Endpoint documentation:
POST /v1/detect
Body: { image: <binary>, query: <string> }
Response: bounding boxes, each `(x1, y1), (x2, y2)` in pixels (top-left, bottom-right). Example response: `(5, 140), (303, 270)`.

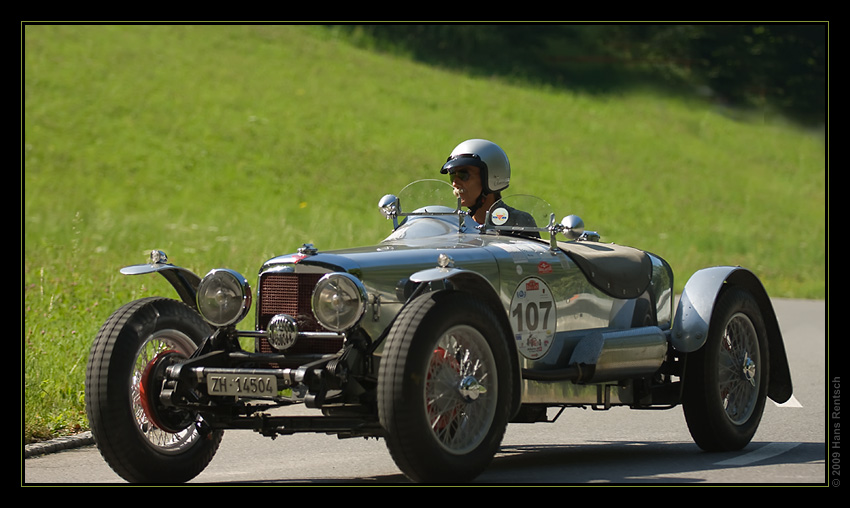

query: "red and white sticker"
(510, 276), (556, 360)
(491, 207), (509, 225)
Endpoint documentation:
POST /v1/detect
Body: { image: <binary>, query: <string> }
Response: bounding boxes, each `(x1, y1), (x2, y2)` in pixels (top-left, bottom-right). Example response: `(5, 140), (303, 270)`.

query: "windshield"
(379, 180), (554, 242)
(396, 179), (459, 214)
(483, 195), (555, 240)
(380, 180), (465, 242)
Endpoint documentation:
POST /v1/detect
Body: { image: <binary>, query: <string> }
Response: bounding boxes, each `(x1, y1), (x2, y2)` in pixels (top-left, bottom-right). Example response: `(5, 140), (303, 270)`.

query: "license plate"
(207, 373), (277, 397)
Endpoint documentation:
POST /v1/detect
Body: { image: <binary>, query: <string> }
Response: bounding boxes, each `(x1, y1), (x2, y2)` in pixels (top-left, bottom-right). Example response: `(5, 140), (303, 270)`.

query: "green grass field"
(23, 24), (826, 442)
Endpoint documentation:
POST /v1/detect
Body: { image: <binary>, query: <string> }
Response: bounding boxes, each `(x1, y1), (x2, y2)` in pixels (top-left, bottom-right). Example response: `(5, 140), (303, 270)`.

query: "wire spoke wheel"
(85, 298), (223, 483)
(132, 329), (201, 451)
(716, 312), (761, 425)
(425, 326), (498, 455)
(379, 291), (513, 483)
(683, 288), (769, 452)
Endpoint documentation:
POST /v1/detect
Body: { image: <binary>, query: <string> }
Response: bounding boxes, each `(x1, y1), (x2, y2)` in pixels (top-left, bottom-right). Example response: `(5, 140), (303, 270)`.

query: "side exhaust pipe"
(522, 326), (667, 384)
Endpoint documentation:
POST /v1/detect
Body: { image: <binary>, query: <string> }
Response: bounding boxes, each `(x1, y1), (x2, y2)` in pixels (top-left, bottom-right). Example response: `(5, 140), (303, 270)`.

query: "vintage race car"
(84, 179), (793, 483)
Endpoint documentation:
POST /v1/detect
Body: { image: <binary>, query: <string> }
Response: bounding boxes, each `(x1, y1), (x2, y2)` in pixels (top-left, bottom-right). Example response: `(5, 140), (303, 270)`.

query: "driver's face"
(449, 165), (482, 208)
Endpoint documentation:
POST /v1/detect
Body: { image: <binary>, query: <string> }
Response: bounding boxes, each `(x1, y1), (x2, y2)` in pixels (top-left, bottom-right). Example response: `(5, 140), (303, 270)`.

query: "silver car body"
(123, 180), (792, 409)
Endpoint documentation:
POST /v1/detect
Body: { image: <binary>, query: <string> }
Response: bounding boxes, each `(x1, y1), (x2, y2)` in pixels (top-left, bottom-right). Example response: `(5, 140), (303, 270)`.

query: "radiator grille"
(257, 272), (344, 355)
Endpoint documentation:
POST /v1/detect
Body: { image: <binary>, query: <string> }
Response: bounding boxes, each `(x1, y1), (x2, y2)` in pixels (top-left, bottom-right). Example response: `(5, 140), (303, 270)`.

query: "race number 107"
(511, 300), (553, 332)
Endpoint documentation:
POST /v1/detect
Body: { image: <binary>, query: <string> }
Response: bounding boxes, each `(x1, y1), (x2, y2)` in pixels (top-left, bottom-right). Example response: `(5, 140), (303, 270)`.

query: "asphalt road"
(23, 299), (829, 485)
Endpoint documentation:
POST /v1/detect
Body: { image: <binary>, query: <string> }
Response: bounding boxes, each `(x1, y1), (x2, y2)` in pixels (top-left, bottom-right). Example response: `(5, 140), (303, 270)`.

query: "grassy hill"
(23, 24), (826, 441)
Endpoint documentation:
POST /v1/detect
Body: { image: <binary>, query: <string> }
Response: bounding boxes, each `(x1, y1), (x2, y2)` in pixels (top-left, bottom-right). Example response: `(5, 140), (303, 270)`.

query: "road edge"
(24, 432), (95, 458)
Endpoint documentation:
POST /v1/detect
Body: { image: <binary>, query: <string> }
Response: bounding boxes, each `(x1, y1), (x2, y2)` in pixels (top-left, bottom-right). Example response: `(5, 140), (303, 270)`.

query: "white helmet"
(440, 139), (510, 194)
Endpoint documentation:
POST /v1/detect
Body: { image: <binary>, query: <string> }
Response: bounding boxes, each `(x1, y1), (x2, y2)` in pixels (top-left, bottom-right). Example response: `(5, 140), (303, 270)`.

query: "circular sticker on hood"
(491, 207), (509, 225)
(510, 276), (556, 360)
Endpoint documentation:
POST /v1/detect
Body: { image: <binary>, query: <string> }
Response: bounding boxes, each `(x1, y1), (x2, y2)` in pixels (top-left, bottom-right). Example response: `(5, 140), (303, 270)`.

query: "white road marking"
(776, 394), (802, 407)
(714, 442), (801, 466)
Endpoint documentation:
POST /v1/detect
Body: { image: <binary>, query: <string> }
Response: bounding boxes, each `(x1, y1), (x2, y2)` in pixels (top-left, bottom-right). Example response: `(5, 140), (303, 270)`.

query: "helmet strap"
(467, 191), (488, 219)
(466, 193), (482, 217)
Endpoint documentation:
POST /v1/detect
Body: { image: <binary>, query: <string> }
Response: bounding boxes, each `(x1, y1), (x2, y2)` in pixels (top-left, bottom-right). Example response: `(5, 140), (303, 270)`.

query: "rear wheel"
(378, 291), (513, 483)
(85, 297), (223, 483)
(682, 287), (769, 451)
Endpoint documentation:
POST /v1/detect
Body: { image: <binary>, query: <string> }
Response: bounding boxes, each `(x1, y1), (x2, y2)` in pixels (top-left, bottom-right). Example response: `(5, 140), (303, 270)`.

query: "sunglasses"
(449, 168), (472, 182)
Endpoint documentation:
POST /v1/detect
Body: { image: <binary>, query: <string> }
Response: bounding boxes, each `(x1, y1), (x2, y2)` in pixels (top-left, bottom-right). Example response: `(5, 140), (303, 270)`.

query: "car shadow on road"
(202, 440), (824, 485)
(475, 440), (825, 485)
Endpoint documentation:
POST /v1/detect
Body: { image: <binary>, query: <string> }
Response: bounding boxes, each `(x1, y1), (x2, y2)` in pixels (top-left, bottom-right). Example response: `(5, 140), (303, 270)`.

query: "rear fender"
(119, 251), (202, 310)
(673, 266), (793, 403)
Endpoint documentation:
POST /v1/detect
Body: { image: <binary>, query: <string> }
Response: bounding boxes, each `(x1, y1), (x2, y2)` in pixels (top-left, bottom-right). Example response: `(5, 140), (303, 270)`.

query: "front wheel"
(378, 291), (513, 483)
(85, 297), (223, 483)
(682, 287), (769, 451)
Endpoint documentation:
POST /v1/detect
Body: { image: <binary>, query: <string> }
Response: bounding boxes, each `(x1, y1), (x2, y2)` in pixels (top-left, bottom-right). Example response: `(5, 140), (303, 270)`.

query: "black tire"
(378, 291), (513, 483)
(85, 297), (223, 483)
(682, 287), (769, 451)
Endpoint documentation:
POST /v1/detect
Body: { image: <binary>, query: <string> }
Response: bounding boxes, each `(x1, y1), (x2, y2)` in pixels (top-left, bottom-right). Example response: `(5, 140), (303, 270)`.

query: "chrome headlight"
(311, 272), (367, 332)
(196, 269), (252, 327)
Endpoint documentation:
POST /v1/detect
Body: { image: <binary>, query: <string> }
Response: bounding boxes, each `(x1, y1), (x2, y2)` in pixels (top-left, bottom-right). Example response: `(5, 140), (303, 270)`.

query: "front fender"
(673, 266), (793, 404)
(119, 251), (202, 310)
